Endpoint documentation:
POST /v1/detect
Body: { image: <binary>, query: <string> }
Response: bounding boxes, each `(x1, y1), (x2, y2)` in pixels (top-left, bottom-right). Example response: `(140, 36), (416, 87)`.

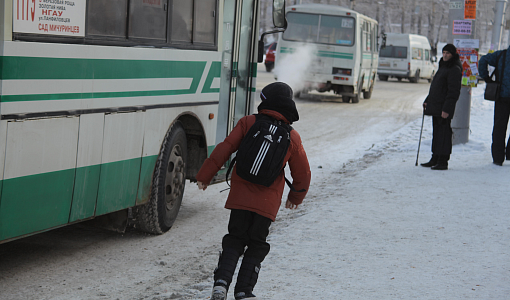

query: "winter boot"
(234, 256), (261, 300)
(431, 155), (448, 170)
(234, 291), (258, 299)
(212, 248), (241, 300)
(420, 155), (438, 167)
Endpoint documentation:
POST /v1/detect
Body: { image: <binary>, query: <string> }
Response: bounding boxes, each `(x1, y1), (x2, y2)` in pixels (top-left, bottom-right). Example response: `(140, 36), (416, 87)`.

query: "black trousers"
(492, 100), (510, 163)
(431, 116), (453, 157)
(222, 209), (272, 262)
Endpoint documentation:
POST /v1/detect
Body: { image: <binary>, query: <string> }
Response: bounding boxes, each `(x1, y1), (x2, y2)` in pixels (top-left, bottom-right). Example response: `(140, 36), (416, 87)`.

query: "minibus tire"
(363, 83), (373, 99)
(352, 79), (363, 103)
(410, 70), (420, 83)
(135, 121), (188, 234)
(378, 75), (388, 81)
(342, 95), (350, 103)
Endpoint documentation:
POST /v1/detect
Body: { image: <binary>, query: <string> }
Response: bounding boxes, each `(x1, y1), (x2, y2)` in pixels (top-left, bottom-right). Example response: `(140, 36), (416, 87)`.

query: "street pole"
(492, 0), (508, 50)
(447, 0), (477, 145)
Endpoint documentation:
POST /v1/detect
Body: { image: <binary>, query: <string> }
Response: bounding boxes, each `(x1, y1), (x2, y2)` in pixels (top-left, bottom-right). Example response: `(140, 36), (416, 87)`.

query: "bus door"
(216, 0), (257, 144)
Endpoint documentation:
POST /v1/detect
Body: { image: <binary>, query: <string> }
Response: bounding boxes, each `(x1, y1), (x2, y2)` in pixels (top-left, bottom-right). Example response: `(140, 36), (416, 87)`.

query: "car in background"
(264, 42), (277, 72)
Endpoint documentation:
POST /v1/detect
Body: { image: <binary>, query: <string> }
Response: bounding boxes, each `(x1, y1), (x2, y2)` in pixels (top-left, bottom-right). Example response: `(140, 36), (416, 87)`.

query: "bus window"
(87, 0), (128, 38)
(425, 49), (430, 61)
(319, 15), (354, 46)
(283, 12), (319, 42)
(171, 1), (193, 43)
(128, 0), (168, 41)
(412, 48), (423, 60)
(380, 46), (408, 58)
(194, 0), (217, 45)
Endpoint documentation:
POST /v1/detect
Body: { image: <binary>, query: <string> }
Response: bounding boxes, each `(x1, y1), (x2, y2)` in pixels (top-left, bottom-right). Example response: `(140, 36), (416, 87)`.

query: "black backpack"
(226, 114), (305, 192)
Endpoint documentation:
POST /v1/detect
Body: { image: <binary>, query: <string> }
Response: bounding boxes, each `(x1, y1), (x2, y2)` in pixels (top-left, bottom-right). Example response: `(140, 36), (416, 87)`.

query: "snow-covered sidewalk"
(254, 84), (510, 299)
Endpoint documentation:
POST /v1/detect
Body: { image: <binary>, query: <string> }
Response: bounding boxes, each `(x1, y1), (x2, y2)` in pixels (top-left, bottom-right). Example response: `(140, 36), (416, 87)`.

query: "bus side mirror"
(273, 0), (287, 29)
(258, 40), (264, 63)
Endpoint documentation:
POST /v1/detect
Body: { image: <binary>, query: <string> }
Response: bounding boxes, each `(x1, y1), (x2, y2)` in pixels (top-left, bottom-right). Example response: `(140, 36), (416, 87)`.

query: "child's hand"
(198, 181), (208, 190)
(285, 199), (299, 209)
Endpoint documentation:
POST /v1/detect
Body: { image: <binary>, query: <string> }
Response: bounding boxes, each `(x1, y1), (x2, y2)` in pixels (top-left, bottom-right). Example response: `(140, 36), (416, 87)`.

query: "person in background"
(421, 44), (462, 170)
(479, 46), (510, 166)
(196, 82), (311, 300)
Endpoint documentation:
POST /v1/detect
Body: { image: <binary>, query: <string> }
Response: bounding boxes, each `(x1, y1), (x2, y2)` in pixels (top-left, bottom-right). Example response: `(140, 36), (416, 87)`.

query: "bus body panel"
(1, 117), (79, 240)
(70, 113), (104, 222)
(95, 112), (145, 216)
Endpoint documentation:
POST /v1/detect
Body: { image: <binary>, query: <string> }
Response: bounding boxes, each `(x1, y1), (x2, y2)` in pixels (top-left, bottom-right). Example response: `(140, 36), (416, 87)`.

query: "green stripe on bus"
(0, 155), (158, 240)
(208, 145), (215, 157)
(136, 155), (158, 205)
(202, 61), (221, 94)
(95, 158), (142, 216)
(70, 165), (101, 222)
(281, 47), (354, 59)
(0, 169), (76, 240)
(0, 57), (207, 80)
(1, 89), (197, 103)
(251, 62), (258, 77)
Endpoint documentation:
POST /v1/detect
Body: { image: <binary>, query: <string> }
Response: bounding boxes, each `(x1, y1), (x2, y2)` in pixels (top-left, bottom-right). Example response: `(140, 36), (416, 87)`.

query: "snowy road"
(4, 75), (507, 300)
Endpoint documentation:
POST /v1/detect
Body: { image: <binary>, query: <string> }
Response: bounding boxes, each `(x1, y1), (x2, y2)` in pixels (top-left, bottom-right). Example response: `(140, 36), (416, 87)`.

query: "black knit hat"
(258, 82), (299, 124)
(442, 44), (457, 55)
(260, 82), (293, 102)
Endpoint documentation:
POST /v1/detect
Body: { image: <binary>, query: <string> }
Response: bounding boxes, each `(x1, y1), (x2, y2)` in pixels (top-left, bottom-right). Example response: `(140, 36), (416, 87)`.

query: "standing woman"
(421, 44), (462, 170)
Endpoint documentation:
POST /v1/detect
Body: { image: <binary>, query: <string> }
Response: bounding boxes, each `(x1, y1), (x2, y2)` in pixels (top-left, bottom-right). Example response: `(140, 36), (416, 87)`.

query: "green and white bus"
(275, 4), (379, 103)
(0, 0), (286, 243)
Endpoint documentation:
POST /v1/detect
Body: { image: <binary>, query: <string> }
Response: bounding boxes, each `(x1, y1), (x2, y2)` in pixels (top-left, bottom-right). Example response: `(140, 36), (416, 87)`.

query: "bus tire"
(378, 75), (388, 81)
(352, 79), (363, 103)
(428, 71), (435, 83)
(363, 82), (374, 99)
(410, 70), (420, 83)
(342, 95), (350, 103)
(135, 121), (188, 234)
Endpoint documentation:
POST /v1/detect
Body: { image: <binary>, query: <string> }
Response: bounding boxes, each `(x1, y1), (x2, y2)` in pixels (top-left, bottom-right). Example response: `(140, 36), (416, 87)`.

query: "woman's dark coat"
(423, 55), (463, 118)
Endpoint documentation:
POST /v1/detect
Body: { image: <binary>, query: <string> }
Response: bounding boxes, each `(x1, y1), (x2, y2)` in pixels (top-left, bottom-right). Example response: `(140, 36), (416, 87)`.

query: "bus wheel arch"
(134, 114), (206, 234)
(135, 120), (188, 234)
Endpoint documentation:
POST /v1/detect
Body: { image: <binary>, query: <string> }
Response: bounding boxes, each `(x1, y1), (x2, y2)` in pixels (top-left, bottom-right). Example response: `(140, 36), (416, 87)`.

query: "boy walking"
(196, 82), (311, 300)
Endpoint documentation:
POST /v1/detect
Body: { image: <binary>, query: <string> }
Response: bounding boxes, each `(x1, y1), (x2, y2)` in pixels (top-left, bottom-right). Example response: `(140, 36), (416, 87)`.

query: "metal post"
(492, 0), (508, 50)
(447, 0), (476, 145)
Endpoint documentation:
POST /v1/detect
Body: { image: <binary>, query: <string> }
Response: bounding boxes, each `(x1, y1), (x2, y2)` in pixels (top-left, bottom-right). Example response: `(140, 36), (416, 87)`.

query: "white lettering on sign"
(450, 2), (463, 9)
(13, 0), (85, 37)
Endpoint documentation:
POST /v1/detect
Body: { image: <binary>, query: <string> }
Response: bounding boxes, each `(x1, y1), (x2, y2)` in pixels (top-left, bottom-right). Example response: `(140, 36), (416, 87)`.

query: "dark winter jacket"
(423, 55), (462, 117)
(479, 47), (510, 100)
(195, 110), (311, 222)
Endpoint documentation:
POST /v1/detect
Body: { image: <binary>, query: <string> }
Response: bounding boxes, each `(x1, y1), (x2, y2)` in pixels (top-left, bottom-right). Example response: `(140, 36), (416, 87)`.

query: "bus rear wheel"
(135, 121), (188, 234)
(378, 75), (388, 81)
(352, 79), (363, 103)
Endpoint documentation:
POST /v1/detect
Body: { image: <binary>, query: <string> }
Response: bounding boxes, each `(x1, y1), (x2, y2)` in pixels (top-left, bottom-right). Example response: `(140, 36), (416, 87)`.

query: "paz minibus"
(274, 4), (379, 103)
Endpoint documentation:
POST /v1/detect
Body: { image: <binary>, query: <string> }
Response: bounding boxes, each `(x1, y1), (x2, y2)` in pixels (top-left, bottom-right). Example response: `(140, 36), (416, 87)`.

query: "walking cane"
(415, 112), (425, 166)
